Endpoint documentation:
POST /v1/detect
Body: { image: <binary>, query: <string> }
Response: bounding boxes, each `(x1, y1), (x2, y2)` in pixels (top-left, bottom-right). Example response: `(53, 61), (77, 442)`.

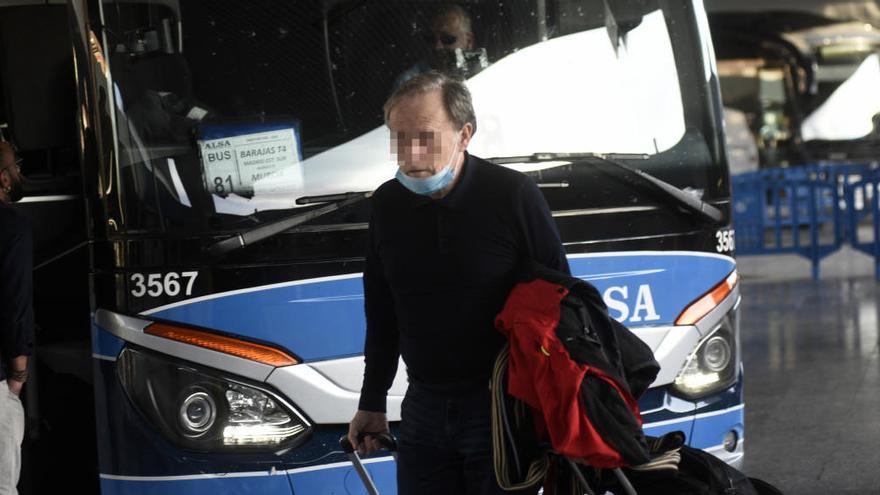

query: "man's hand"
(7, 378), (23, 397)
(347, 410), (389, 456)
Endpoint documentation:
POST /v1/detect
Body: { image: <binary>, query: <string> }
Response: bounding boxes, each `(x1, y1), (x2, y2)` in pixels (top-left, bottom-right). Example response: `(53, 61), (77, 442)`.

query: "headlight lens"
(180, 390), (216, 435)
(702, 336), (731, 372)
(671, 326), (737, 399)
(117, 347), (310, 452)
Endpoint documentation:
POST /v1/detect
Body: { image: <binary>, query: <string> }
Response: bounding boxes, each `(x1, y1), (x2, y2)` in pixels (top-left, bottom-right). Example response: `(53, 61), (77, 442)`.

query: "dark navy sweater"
(359, 153), (569, 412)
(0, 204), (33, 382)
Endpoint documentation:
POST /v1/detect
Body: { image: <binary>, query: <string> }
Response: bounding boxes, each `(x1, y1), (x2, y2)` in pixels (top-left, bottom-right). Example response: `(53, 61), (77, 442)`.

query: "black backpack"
(497, 262), (784, 495)
(621, 431), (785, 495)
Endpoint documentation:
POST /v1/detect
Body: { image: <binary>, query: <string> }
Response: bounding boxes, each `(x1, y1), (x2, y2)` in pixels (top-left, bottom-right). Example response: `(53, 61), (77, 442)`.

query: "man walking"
(347, 72), (568, 494)
(0, 141), (32, 495)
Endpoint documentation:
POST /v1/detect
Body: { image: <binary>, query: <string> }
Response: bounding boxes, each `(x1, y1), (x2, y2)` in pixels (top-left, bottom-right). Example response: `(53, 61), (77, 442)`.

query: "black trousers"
(396, 382), (539, 495)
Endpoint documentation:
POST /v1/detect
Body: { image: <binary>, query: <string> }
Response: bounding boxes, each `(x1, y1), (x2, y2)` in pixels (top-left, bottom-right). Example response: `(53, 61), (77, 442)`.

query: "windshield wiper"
(207, 191), (372, 258)
(489, 152), (724, 224)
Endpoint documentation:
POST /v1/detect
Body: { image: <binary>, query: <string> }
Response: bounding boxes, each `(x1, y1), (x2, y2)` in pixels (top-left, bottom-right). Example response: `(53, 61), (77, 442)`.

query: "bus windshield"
(105, 0), (723, 234)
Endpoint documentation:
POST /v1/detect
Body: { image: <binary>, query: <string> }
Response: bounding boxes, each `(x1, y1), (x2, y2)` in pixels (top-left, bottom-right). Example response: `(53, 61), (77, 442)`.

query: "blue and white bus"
(11, 0), (742, 492)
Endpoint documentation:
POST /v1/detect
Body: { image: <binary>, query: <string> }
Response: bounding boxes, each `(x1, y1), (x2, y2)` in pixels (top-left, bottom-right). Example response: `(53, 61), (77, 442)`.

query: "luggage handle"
(338, 433), (398, 495)
(340, 432), (398, 454)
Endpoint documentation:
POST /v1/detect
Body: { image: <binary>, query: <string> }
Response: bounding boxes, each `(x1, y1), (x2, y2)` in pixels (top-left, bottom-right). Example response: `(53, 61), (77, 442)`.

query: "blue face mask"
(395, 140), (460, 196)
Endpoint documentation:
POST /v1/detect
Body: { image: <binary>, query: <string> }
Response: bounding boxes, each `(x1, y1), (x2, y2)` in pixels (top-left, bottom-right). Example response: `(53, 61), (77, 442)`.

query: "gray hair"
(383, 71), (477, 134)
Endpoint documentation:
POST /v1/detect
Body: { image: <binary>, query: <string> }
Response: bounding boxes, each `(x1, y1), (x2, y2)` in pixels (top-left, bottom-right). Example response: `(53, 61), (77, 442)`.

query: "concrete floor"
(737, 249), (880, 494)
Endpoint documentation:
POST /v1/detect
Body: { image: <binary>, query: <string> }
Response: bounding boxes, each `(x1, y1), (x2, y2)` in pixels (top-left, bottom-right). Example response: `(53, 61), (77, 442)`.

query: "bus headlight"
(117, 347), (311, 452)
(180, 389), (216, 435)
(222, 383), (305, 446)
(702, 335), (731, 372)
(671, 326), (737, 399)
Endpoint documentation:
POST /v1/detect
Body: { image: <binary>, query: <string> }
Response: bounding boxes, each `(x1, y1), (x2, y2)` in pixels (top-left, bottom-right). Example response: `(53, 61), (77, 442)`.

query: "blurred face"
(428, 12), (473, 51)
(388, 89), (471, 179)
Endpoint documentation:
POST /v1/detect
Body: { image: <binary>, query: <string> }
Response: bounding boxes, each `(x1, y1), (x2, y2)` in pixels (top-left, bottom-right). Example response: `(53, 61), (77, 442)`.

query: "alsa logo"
(203, 139), (232, 149)
(602, 284), (660, 323)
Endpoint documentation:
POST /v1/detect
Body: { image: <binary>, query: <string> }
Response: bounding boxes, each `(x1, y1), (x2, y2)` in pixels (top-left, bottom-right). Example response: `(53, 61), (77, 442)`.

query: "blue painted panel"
(100, 473), (293, 495)
(643, 418), (694, 441)
(689, 408), (745, 450)
(144, 252), (735, 362)
(568, 252), (735, 326)
(92, 320), (126, 359)
(148, 275), (367, 362)
(289, 458), (397, 495)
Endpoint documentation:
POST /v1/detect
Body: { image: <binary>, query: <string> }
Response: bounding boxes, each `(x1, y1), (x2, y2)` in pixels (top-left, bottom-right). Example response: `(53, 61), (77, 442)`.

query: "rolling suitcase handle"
(562, 457), (637, 495)
(339, 432), (399, 495)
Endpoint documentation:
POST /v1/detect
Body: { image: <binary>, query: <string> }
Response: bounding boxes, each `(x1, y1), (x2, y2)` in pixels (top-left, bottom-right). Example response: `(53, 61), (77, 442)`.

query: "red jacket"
(495, 276), (650, 468)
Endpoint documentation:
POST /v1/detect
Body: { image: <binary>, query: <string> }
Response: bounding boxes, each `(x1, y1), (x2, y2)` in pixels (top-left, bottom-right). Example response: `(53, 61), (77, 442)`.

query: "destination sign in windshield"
(198, 126), (301, 197)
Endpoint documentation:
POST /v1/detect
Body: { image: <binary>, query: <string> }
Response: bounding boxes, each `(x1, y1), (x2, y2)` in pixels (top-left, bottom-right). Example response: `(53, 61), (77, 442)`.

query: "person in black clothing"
(0, 141), (32, 495)
(347, 72), (569, 494)
(394, 4), (476, 88)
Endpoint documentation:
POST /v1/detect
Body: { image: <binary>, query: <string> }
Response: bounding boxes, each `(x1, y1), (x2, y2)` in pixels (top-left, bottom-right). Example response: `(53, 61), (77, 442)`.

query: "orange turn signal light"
(675, 270), (739, 326)
(145, 323), (299, 367)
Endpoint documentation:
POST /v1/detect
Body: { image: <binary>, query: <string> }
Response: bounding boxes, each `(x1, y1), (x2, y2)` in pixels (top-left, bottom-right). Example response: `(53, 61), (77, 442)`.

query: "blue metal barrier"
(732, 163), (879, 280)
(844, 173), (880, 280)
